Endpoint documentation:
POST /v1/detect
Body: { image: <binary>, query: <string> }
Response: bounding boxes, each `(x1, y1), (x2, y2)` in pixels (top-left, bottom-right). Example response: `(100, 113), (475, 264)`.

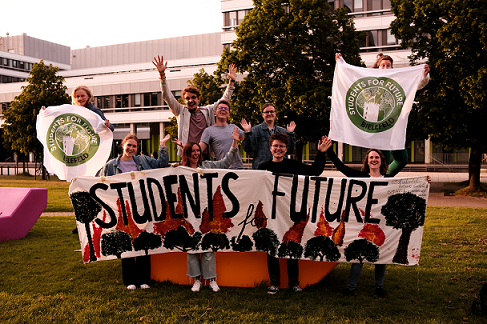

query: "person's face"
(262, 105), (276, 123)
(122, 139), (138, 159)
(215, 103), (230, 119)
(367, 151), (382, 170)
(379, 60), (392, 69)
(189, 144), (201, 165)
(75, 89), (90, 107)
(270, 139), (287, 159)
(183, 92), (200, 110)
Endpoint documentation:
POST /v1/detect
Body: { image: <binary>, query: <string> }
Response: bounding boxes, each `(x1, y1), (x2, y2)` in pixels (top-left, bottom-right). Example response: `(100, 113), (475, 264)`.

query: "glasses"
(184, 95), (197, 101)
(271, 144), (286, 149)
(263, 110), (275, 114)
(217, 106), (229, 111)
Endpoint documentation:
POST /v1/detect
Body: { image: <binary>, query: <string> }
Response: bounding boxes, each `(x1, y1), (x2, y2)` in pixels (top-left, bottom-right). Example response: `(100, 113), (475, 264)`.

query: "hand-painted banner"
(69, 167), (430, 265)
(329, 56), (425, 150)
(36, 104), (113, 181)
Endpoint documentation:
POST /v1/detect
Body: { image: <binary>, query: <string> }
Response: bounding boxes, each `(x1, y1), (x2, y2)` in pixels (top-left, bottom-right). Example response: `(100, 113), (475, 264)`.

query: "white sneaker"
(191, 280), (202, 292)
(140, 284), (150, 289)
(126, 285), (136, 290)
(209, 280), (220, 292)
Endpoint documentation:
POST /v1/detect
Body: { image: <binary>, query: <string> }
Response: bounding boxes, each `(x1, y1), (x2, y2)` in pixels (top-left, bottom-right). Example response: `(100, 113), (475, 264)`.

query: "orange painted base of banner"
(151, 251), (339, 288)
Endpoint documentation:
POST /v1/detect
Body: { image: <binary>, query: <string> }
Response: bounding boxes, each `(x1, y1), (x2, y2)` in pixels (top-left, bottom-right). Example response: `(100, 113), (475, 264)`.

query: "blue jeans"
(346, 263), (386, 290)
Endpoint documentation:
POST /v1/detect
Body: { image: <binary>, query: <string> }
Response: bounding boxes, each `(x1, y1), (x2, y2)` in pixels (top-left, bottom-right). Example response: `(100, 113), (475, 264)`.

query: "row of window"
(1, 57), (34, 73)
(95, 91), (181, 111)
(0, 75), (26, 84)
(333, 0), (391, 16)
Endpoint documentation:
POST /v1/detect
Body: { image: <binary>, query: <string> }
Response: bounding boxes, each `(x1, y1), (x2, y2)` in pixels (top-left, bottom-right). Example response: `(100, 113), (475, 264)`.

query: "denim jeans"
(346, 263), (386, 290)
(186, 252), (216, 279)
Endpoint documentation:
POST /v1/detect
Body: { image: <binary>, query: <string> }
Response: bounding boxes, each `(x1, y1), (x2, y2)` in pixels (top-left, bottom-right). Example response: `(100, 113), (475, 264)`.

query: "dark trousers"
(267, 254), (299, 287)
(122, 255), (151, 287)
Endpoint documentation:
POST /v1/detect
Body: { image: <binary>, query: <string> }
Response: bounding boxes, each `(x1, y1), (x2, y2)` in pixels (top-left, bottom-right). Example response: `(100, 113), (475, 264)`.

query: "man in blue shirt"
(241, 103), (296, 169)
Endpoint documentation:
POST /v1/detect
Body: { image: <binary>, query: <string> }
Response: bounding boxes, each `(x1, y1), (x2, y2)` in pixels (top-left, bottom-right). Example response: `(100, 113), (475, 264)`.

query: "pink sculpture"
(0, 187), (48, 242)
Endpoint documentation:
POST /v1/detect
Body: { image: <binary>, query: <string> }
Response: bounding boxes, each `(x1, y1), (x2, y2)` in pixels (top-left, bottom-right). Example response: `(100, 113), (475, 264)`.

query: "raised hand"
(152, 55), (168, 76)
(231, 126), (240, 148)
(287, 121), (296, 133)
(225, 64), (237, 81)
(104, 119), (111, 128)
(317, 136), (332, 153)
(171, 138), (183, 148)
(160, 134), (171, 146)
(241, 118), (251, 132)
(424, 64), (430, 76)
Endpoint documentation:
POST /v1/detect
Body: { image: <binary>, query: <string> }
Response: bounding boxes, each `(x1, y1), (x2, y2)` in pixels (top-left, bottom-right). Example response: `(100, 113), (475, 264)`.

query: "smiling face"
(262, 105), (276, 124)
(122, 139), (138, 160)
(215, 103), (230, 120)
(183, 92), (201, 110)
(189, 144), (201, 166)
(74, 89), (91, 107)
(270, 139), (287, 161)
(367, 150), (382, 170)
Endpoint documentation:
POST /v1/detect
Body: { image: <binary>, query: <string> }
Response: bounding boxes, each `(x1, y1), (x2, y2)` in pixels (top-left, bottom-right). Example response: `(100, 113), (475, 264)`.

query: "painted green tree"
(304, 235), (341, 262)
(70, 191), (102, 262)
(381, 192), (426, 265)
(133, 231), (163, 255)
(344, 238), (380, 264)
(163, 226), (202, 252)
(390, 0), (487, 193)
(215, 0), (364, 159)
(101, 231), (133, 259)
(3, 60), (70, 165)
(252, 228), (280, 257)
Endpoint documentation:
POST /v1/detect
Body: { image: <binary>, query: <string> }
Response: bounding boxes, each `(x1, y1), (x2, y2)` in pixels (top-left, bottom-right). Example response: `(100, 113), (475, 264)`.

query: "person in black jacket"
(258, 133), (332, 294)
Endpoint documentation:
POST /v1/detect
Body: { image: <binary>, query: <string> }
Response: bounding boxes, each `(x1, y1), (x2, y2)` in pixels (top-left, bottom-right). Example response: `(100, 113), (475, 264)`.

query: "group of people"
(66, 52), (431, 296)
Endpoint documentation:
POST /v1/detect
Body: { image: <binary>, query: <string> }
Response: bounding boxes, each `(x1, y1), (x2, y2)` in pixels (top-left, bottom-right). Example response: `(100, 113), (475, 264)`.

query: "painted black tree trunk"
(84, 222), (97, 262)
(392, 227), (413, 264)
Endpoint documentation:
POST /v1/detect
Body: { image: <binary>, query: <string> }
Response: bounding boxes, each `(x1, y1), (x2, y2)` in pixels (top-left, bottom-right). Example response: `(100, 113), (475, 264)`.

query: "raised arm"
(153, 55), (183, 116)
(327, 146), (365, 178)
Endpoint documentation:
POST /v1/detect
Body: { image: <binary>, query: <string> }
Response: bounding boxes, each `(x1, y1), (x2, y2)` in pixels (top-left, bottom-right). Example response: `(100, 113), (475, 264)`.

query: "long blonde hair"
(71, 85), (93, 106)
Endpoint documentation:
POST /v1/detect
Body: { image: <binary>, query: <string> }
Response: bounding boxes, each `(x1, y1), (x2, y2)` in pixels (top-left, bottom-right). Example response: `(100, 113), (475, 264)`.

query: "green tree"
(344, 238), (380, 264)
(216, 0), (364, 159)
(390, 0), (487, 193)
(3, 60), (70, 159)
(304, 235), (341, 262)
(188, 68), (225, 106)
(133, 231), (163, 255)
(381, 192), (426, 265)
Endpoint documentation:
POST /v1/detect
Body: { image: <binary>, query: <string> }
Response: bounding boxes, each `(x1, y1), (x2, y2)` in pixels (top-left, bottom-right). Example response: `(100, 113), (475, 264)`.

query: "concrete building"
(0, 0), (470, 165)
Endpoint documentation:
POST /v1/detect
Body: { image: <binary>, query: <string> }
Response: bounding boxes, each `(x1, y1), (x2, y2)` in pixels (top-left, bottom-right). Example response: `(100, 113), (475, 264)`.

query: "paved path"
(41, 171), (487, 217)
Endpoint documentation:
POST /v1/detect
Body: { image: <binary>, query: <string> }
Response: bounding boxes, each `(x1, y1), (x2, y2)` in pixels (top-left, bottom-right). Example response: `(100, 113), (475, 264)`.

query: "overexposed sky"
(0, 0), (222, 49)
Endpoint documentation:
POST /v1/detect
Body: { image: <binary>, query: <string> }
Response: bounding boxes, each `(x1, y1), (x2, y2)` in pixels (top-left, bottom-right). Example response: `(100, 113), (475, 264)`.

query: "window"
(96, 96), (111, 109)
(360, 29), (400, 52)
(134, 94), (141, 107)
(115, 94), (129, 109)
(385, 29), (396, 45)
(223, 10), (251, 30)
(171, 90), (181, 101)
(143, 92), (159, 107)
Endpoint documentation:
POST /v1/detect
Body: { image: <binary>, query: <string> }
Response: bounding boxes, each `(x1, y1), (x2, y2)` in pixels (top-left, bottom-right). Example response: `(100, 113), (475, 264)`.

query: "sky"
(0, 0), (223, 49)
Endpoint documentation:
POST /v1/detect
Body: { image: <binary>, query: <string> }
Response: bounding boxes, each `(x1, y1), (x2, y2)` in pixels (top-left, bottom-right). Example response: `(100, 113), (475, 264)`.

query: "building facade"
(0, 0), (470, 165)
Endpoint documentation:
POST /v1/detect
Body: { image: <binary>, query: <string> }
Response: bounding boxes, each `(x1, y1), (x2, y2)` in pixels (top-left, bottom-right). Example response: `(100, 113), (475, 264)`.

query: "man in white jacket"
(153, 55), (237, 156)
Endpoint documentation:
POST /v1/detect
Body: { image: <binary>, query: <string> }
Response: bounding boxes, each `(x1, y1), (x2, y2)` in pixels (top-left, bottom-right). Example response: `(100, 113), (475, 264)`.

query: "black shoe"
(72, 227), (78, 234)
(374, 287), (388, 298)
(343, 288), (355, 296)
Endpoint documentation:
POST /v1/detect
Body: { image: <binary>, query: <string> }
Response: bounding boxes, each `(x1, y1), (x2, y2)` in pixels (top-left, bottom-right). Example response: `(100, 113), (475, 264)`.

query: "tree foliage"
(230, 235), (254, 252)
(3, 60), (70, 157)
(344, 238), (379, 263)
(133, 231), (163, 255)
(278, 240), (303, 259)
(163, 226), (202, 252)
(101, 230), (133, 259)
(201, 232), (230, 252)
(381, 192), (426, 264)
(304, 235), (341, 262)
(216, 0), (364, 148)
(390, 0), (487, 190)
(188, 69), (225, 106)
(70, 191), (102, 262)
(252, 228), (279, 257)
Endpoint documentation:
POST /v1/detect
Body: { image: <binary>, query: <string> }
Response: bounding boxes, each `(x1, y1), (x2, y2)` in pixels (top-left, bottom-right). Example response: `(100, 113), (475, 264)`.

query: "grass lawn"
(0, 175), (72, 212)
(0, 207), (486, 323)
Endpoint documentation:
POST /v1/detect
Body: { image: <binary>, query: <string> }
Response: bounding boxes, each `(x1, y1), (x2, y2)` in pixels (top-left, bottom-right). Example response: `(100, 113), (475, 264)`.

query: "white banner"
(36, 104), (113, 181)
(69, 167), (430, 266)
(329, 57), (425, 150)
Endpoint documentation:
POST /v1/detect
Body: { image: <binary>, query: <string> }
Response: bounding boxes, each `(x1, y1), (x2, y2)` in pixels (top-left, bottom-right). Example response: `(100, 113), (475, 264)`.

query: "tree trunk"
(392, 227), (413, 265)
(468, 143), (482, 188)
